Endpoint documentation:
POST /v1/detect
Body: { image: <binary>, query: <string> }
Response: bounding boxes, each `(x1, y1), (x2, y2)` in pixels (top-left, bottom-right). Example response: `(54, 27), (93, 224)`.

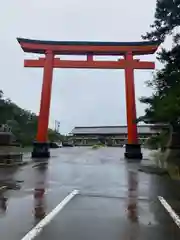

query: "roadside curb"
(0, 160), (33, 168)
(139, 165), (168, 175)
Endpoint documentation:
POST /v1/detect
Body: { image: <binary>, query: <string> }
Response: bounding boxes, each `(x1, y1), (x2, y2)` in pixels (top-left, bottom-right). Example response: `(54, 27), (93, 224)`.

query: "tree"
(48, 129), (64, 142)
(0, 90), (64, 145)
(143, 0), (180, 42)
(139, 0), (180, 130)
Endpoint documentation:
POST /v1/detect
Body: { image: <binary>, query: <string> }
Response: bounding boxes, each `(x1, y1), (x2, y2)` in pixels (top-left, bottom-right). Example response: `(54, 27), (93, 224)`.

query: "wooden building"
(70, 125), (160, 146)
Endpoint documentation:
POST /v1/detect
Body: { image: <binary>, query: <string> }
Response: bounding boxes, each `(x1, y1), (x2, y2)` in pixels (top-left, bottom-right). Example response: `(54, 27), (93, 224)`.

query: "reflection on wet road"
(33, 162), (48, 223)
(0, 147), (179, 239)
(127, 162), (139, 224)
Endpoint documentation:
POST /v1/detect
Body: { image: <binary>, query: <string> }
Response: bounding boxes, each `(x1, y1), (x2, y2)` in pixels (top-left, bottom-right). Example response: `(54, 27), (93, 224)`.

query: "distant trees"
(0, 90), (64, 145)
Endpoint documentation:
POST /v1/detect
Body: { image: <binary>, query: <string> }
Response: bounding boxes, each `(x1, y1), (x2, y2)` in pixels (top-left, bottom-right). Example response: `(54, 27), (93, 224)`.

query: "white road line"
(21, 189), (79, 240)
(158, 196), (180, 228)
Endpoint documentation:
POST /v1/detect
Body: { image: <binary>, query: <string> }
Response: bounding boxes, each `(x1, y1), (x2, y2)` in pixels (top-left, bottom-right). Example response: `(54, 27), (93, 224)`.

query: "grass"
(148, 149), (180, 180)
(92, 144), (105, 149)
(149, 150), (167, 168)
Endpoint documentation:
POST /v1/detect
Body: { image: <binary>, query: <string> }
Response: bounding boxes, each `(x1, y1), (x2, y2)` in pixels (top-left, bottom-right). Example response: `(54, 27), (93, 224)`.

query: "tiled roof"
(71, 125), (158, 135)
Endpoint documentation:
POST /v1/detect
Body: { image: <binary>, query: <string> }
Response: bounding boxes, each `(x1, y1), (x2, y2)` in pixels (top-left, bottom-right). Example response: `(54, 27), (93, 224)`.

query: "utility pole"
(55, 120), (60, 133)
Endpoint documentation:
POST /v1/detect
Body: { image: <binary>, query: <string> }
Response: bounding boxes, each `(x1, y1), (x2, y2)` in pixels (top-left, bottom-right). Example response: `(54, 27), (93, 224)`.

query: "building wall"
(72, 133), (151, 146)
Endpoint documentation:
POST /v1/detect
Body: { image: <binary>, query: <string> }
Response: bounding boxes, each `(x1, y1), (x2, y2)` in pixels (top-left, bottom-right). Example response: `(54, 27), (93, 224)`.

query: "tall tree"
(139, 0), (180, 130)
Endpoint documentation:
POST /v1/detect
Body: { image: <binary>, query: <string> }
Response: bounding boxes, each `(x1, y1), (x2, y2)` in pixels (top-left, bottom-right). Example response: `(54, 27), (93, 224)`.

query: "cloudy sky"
(0, 0), (167, 133)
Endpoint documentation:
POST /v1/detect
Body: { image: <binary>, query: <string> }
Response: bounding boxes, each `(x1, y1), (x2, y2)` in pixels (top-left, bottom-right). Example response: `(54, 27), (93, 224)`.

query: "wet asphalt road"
(0, 147), (180, 239)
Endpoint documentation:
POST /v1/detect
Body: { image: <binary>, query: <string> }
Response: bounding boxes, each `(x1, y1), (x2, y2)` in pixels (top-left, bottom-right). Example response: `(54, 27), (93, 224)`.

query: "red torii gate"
(17, 38), (159, 159)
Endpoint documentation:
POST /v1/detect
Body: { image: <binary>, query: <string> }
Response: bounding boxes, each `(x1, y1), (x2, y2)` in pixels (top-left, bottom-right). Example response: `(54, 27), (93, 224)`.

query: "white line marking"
(158, 196), (180, 228)
(21, 189), (79, 240)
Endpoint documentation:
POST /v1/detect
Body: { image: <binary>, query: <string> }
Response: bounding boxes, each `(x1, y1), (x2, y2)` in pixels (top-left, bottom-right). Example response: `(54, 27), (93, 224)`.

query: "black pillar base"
(31, 142), (50, 159)
(124, 144), (143, 160)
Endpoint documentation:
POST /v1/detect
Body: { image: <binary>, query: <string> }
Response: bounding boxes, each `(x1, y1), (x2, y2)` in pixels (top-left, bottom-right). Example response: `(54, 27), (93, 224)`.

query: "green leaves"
(141, 1), (180, 128)
(143, 0), (180, 42)
(0, 89), (63, 145)
(140, 84), (180, 126)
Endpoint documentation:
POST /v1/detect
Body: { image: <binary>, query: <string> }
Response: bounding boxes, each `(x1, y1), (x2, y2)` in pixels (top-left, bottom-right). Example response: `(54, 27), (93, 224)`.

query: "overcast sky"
(0, 0), (169, 134)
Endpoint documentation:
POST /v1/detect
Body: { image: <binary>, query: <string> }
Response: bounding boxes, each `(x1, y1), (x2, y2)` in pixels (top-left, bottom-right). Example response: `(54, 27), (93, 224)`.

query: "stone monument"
(0, 124), (23, 166)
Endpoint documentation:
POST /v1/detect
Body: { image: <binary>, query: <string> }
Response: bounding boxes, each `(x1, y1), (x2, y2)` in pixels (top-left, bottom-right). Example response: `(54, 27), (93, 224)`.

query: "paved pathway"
(0, 147), (179, 240)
